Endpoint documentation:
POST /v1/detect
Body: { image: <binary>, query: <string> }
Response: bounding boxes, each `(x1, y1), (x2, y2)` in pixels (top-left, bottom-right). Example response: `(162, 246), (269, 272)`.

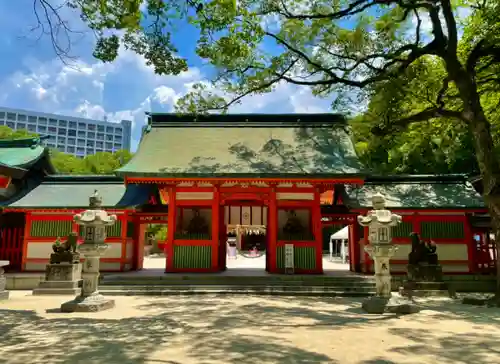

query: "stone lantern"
(358, 193), (419, 314)
(61, 190), (117, 312)
(0, 260), (9, 300)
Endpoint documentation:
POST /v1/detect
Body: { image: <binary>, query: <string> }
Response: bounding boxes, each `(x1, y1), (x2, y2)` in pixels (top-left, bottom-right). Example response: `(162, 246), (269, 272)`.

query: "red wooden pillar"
(21, 211), (32, 272)
(166, 186), (176, 272)
(463, 214), (475, 273)
(349, 222), (360, 272)
(268, 186), (278, 273)
(313, 188), (323, 274)
(211, 186), (220, 271)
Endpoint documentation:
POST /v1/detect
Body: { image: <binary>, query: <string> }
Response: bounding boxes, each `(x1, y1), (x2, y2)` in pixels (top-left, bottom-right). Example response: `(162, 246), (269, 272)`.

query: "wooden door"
(0, 213), (25, 272)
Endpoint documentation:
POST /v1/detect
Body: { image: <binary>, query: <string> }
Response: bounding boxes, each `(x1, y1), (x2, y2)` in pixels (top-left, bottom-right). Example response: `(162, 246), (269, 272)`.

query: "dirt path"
(1, 292), (500, 364)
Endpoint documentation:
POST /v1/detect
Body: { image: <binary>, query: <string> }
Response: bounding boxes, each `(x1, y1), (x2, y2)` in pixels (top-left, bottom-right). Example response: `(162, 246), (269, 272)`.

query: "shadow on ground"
(0, 295), (499, 364)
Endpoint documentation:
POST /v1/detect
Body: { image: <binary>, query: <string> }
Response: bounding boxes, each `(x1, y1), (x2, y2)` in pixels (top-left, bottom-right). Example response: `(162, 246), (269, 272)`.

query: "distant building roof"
(6, 175), (150, 209)
(0, 136), (55, 173)
(117, 113), (365, 178)
(344, 175), (485, 209)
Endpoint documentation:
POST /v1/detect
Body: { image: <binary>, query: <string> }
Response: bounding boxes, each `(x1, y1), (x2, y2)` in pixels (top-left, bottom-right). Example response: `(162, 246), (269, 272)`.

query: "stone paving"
(1, 292), (500, 364)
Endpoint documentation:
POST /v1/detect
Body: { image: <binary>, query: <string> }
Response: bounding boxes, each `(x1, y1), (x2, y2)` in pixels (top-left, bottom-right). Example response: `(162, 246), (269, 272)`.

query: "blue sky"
(0, 1), (332, 151)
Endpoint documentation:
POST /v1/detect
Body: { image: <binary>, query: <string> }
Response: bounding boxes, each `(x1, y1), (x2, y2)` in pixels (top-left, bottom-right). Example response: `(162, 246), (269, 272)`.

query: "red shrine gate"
(124, 178), (363, 274)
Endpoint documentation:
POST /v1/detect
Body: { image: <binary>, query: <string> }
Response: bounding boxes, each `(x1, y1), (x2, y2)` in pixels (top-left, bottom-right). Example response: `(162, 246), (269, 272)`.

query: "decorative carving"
(50, 233), (80, 264)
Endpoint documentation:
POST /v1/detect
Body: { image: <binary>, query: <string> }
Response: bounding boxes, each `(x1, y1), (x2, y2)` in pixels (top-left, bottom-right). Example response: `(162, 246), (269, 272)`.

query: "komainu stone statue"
(407, 232), (442, 282)
(50, 232), (80, 264)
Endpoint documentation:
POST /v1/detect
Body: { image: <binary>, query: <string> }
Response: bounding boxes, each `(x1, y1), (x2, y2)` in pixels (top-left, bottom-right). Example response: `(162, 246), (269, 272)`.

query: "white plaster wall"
(26, 242), (53, 259)
(100, 262), (121, 271)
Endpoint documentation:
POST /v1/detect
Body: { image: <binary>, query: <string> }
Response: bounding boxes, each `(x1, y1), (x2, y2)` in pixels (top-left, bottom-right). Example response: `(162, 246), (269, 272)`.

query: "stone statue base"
(60, 293), (115, 313)
(33, 263), (82, 295)
(0, 260), (10, 300)
(362, 295), (420, 315)
(50, 251), (81, 265)
(407, 263), (443, 282)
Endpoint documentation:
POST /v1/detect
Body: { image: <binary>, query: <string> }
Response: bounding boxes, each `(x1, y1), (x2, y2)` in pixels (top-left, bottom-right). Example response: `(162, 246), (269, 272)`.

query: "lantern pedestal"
(0, 260), (9, 300)
(61, 243), (115, 312)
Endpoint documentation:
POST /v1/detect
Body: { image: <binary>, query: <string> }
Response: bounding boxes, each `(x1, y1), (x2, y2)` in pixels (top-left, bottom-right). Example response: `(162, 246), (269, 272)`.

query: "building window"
(0, 112), (5, 119)
(47, 142), (56, 148)
(67, 146), (75, 153)
(114, 136), (122, 142)
(48, 127), (57, 133)
(58, 137), (66, 144)
(77, 131), (86, 138)
(28, 116), (37, 123)
(28, 124), (36, 132)
(106, 135), (113, 141)
(96, 141), (104, 148)
(96, 133), (104, 140)
(96, 148), (103, 152)
(6, 113), (16, 121)
(38, 126), (47, 133)
(86, 140), (95, 148)
(49, 118), (58, 126)
(58, 120), (67, 127)
(38, 117), (47, 125)
(106, 126), (113, 133)
(114, 143), (121, 149)
(68, 129), (76, 137)
(57, 145), (65, 150)
(87, 132), (96, 139)
(17, 123), (26, 129)
(6, 122), (15, 129)
(58, 128), (67, 135)
(69, 121), (77, 129)
(88, 124), (96, 131)
(77, 139), (85, 147)
(67, 138), (76, 145)
(115, 127), (122, 135)
(77, 147), (85, 154)
(49, 135), (56, 142)
(17, 114), (27, 121)
(106, 142), (113, 149)
(78, 122), (86, 129)
(97, 125), (105, 132)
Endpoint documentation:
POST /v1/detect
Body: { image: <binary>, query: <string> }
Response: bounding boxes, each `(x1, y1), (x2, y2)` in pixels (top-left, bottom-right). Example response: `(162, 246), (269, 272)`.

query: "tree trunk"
(454, 73), (500, 299)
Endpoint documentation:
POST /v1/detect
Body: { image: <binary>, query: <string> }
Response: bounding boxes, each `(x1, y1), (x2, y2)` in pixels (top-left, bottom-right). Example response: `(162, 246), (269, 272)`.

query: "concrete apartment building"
(0, 106), (132, 157)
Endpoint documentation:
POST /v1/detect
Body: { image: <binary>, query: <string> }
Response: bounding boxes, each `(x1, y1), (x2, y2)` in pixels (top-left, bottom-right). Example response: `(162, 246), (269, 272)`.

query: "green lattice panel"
(421, 221), (464, 239)
(294, 246), (316, 270)
(30, 220), (73, 237)
(392, 222), (414, 238)
(173, 245), (212, 269)
(276, 245), (316, 270)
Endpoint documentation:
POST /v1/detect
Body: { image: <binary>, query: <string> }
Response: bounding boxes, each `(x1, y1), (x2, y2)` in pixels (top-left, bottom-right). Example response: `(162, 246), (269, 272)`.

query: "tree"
(32, 0), (190, 74)
(0, 126), (38, 139)
(351, 57), (494, 175)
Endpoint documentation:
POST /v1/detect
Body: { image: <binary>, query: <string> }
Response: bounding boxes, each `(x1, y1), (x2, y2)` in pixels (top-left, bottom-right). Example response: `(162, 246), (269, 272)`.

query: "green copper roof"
(344, 178), (485, 209)
(117, 113), (365, 177)
(0, 136), (53, 170)
(8, 176), (126, 208)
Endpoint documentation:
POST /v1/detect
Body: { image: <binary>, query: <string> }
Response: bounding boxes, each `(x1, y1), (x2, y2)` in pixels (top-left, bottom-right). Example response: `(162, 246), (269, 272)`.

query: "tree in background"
(0, 126), (133, 174)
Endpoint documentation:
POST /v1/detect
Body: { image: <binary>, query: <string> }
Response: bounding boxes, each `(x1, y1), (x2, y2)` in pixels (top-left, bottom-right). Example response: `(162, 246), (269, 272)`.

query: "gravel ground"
(1, 291), (500, 364)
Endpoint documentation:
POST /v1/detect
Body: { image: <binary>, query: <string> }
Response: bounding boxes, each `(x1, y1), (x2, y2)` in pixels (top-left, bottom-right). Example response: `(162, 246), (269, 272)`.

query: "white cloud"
(0, 47), (332, 151)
